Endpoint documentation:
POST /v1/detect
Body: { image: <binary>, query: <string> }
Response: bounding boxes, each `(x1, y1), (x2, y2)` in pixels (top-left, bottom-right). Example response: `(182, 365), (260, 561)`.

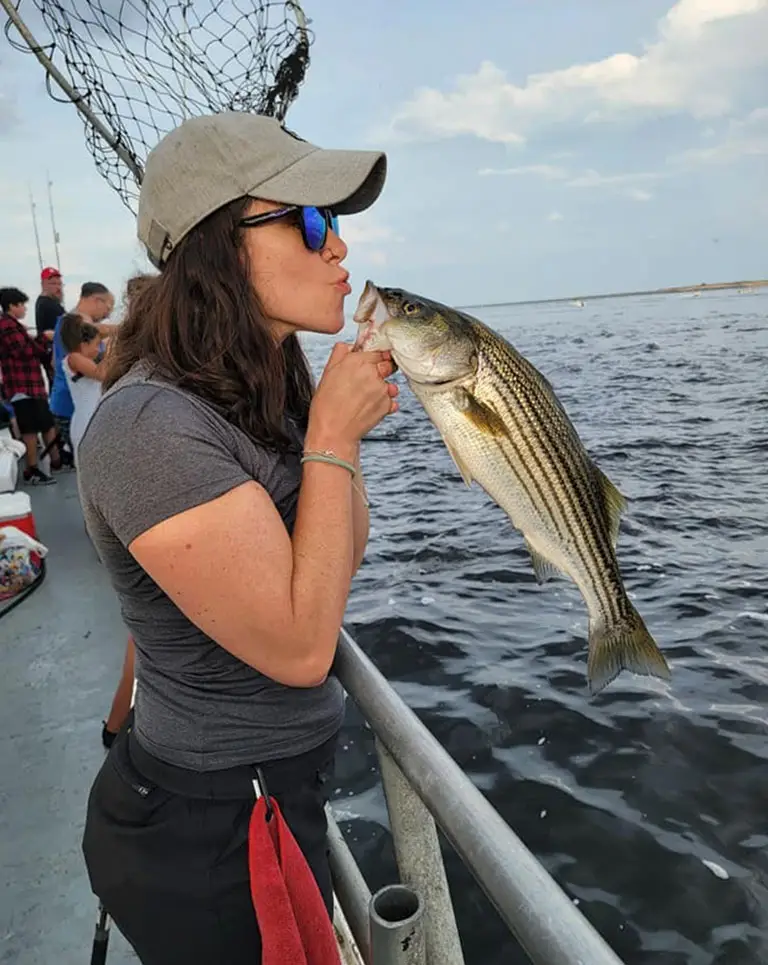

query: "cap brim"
(250, 147), (387, 216)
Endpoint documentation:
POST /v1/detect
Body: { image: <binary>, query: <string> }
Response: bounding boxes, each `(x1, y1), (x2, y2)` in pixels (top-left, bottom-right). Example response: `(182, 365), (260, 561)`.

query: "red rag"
(248, 795), (341, 965)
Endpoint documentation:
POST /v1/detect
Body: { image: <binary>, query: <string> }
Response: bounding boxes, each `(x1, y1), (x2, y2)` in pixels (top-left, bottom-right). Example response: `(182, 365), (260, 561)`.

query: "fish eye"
(403, 302), (419, 315)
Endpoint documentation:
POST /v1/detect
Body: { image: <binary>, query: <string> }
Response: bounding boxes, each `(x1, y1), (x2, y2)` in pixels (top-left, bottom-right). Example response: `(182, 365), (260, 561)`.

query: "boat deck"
(0, 470), (363, 964)
(1, 470), (137, 962)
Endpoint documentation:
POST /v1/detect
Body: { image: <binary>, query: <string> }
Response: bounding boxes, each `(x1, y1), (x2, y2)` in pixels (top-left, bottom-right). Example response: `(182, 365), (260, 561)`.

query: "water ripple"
(304, 288), (768, 965)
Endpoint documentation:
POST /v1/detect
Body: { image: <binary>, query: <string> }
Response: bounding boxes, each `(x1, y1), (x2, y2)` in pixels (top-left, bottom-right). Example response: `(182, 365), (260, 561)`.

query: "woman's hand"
(305, 342), (398, 458)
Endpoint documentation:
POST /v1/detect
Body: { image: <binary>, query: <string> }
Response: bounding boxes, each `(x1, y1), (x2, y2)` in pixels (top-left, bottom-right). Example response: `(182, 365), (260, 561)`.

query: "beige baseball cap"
(137, 111), (387, 267)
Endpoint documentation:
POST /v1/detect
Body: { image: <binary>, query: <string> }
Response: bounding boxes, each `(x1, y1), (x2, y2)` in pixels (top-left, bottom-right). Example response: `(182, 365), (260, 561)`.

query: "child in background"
(59, 313), (106, 464)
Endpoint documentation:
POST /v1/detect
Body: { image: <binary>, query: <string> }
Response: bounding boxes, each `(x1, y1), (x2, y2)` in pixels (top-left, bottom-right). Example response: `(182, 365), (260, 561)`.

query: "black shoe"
(52, 450), (75, 470)
(23, 467), (56, 486)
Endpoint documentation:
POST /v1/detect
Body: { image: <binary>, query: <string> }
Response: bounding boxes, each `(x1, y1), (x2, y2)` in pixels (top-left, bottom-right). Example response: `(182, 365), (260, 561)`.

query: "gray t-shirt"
(77, 364), (345, 771)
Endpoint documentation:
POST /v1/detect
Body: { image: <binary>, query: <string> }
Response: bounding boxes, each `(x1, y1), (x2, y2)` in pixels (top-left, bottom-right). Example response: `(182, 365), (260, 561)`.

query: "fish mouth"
(352, 280), (392, 351)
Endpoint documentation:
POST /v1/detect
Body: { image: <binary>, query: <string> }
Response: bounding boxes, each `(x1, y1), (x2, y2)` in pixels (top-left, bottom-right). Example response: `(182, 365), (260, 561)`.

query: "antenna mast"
(28, 188), (44, 273)
(46, 172), (62, 269)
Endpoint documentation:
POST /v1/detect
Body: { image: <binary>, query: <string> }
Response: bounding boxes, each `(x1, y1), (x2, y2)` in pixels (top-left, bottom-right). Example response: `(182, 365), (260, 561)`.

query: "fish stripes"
(353, 280), (672, 693)
(475, 326), (620, 620)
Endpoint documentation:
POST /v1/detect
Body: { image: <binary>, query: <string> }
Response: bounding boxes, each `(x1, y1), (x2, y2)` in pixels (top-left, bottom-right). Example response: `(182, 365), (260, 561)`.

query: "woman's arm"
(130, 461), (355, 688)
(126, 346), (395, 689)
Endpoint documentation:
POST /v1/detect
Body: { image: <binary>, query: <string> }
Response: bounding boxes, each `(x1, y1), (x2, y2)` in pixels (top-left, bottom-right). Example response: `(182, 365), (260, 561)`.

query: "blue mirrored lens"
(301, 206), (328, 250)
(331, 214), (339, 236)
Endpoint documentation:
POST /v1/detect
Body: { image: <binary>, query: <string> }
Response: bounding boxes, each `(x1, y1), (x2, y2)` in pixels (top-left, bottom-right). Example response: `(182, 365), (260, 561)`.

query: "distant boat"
(570, 299), (585, 308)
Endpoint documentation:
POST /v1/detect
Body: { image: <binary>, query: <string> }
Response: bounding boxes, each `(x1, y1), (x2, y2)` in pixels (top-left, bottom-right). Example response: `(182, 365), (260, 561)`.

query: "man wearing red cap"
(36, 267), (64, 337)
(35, 268), (64, 384)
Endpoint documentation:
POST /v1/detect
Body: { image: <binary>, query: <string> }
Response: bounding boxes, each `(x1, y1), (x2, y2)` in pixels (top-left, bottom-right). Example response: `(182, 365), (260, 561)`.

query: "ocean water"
(303, 288), (768, 965)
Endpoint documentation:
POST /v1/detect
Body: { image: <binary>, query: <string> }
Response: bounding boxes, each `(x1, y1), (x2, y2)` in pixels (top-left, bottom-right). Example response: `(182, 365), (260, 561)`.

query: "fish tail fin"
(587, 602), (671, 695)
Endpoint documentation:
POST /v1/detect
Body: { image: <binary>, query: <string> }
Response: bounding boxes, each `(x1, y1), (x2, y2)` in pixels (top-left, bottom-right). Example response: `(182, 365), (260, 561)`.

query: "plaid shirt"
(0, 312), (50, 400)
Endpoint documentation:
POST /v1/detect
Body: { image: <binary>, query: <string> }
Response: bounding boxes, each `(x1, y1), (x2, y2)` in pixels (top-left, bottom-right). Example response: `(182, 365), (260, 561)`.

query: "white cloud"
(380, 0), (768, 144)
(479, 161), (663, 200)
(565, 169), (663, 188)
(547, 211), (564, 221)
(479, 164), (568, 179)
(672, 106), (768, 164)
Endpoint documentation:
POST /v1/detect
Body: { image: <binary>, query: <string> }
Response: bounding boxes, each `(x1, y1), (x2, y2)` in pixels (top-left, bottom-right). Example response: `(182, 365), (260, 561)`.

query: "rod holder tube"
(369, 885), (426, 965)
(376, 740), (465, 965)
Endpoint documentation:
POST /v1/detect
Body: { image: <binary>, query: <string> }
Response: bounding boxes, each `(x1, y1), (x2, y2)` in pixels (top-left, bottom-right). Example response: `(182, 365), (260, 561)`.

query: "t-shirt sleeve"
(79, 383), (253, 547)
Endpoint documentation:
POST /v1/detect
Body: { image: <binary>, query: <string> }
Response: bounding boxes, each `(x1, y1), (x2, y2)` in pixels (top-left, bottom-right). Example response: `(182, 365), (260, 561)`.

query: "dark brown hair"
(125, 273), (155, 302)
(60, 312), (100, 353)
(104, 197), (313, 451)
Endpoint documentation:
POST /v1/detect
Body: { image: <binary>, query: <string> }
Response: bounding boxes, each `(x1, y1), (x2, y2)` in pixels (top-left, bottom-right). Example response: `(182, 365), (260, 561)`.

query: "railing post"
(369, 885), (425, 965)
(326, 805), (373, 963)
(335, 629), (627, 965)
(376, 739), (466, 965)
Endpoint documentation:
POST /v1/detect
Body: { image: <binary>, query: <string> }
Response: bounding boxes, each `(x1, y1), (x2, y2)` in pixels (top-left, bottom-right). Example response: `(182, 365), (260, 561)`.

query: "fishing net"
(3, 0), (313, 213)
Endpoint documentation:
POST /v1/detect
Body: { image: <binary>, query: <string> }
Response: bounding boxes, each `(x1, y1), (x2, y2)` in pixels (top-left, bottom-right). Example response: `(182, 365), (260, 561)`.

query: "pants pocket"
(82, 739), (175, 901)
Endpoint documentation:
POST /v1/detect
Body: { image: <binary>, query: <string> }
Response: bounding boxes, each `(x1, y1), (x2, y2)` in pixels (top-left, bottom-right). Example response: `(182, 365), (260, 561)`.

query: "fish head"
(352, 281), (476, 384)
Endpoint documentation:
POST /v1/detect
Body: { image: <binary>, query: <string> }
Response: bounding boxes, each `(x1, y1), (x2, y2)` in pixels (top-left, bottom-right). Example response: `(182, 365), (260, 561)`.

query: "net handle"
(1, 0), (145, 184)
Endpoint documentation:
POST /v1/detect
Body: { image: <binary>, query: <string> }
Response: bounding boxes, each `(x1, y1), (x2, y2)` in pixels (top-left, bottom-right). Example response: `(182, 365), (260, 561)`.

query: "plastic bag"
(0, 431), (26, 494)
(0, 525), (49, 602)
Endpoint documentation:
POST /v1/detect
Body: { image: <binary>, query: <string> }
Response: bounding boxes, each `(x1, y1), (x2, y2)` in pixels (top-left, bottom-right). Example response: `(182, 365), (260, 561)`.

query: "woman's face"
(241, 198), (352, 340)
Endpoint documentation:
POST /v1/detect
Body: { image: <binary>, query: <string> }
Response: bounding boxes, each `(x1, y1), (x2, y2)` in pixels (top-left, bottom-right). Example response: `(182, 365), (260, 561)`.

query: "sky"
(0, 0), (766, 312)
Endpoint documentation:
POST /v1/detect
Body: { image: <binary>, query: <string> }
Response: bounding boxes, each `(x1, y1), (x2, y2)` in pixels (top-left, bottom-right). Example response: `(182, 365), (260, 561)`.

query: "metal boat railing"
(327, 627), (627, 965)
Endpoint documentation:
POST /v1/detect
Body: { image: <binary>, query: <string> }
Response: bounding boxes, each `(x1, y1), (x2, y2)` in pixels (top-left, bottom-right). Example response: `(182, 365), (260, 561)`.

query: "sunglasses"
(238, 205), (339, 252)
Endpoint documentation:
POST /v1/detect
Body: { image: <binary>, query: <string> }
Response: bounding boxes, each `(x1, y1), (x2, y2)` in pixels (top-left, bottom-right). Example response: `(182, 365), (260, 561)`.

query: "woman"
(77, 111), (395, 965)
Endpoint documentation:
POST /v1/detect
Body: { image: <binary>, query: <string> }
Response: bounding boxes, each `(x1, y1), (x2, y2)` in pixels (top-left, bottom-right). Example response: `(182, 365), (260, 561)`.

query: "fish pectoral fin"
(454, 390), (508, 438)
(443, 389), (507, 486)
(443, 436), (474, 486)
(593, 465), (627, 547)
(523, 537), (563, 584)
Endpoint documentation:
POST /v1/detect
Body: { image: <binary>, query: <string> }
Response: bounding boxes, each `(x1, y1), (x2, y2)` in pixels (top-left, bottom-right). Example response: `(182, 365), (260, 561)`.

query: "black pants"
(82, 722), (338, 965)
(11, 397), (55, 435)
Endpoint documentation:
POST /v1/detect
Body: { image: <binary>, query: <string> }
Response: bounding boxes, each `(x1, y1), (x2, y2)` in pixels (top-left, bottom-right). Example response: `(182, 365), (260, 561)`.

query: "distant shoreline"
(461, 279), (768, 311)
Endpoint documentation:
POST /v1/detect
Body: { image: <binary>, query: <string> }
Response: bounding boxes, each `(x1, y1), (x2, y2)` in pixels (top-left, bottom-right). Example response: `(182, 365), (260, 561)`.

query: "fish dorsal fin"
(593, 465), (627, 547)
(524, 537), (563, 584)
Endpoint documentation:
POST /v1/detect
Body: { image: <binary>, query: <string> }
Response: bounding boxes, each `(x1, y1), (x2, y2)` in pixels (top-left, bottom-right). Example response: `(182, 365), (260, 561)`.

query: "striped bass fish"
(353, 281), (670, 695)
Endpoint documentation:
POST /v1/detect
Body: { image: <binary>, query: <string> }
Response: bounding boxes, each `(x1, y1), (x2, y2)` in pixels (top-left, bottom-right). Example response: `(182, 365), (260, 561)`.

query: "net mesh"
(4, 0), (312, 212)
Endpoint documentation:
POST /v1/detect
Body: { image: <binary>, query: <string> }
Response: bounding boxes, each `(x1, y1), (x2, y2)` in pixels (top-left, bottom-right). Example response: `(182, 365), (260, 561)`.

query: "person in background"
(49, 282), (115, 463)
(97, 274), (154, 750)
(0, 286), (61, 485)
(58, 307), (136, 749)
(59, 313), (108, 461)
(35, 267), (64, 337)
(35, 267), (64, 383)
(100, 634), (136, 749)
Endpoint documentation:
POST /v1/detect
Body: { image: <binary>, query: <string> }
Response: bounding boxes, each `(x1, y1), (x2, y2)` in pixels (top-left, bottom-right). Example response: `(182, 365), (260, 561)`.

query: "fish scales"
(470, 322), (625, 624)
(352, 281), (672, 693)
